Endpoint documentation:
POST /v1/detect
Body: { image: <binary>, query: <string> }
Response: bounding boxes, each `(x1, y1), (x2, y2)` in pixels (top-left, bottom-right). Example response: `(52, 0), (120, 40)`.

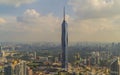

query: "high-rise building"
(26, 67), (33, 75)
(34, 51), (36, 59)
(4, 64), (13, 75)
(58, 53), (62, 63)
(14, 61), (27, 75)
(0, 46), (2, 57)
(110, 57), (120, 75)
(61, 7), (68, 71)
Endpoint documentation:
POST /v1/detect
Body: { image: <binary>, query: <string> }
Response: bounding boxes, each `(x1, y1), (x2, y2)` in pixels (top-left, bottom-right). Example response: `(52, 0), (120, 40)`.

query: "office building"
(4, 64), (13, 75)
(14, 61), (27, 75)
(110, 57), (120, 75)
(61, 7), (68, 71)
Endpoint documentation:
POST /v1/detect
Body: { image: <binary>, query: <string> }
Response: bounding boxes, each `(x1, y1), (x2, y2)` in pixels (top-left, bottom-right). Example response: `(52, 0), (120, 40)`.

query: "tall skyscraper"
(110, 57), (120, 75)
(61, 7), (68, 71)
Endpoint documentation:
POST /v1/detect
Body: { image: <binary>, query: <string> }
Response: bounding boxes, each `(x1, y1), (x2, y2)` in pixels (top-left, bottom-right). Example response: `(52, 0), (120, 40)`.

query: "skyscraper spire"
(63, 6), (65, 21)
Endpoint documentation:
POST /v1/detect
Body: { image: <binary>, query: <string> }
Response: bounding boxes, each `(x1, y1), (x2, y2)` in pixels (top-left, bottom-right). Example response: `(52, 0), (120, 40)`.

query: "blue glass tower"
(61, 8), (68, 71)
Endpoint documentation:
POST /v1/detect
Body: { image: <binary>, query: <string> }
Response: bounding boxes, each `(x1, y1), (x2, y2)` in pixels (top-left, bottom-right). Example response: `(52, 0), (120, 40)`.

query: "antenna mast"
(64, 7), (65, 20)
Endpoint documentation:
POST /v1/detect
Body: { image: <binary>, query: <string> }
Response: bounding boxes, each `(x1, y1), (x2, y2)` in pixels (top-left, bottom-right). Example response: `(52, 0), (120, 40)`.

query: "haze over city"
(1, 0), (120, 75)
(0, 0), (120, 43)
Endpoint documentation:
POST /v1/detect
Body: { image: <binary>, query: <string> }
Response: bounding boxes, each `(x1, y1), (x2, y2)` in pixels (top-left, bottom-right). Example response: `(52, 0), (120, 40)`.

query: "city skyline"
(0, 0), (120, 42)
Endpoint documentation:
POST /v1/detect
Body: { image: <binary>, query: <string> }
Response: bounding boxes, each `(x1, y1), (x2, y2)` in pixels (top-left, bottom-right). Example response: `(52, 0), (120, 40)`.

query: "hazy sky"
(0, 0), (120, 43)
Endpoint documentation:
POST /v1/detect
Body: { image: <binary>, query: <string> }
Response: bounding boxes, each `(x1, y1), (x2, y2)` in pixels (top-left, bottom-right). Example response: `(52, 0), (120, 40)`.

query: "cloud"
(17, 9), (40, 24)
(67, 0), (120, 42)
(0, 18), (6, 24)
(68, 16), (120, 42)
(17, 9), (60, 31)
(68, 0), (120, 19)
(0, 9), (60, 42)
(0, 0), (36, 7)
(1, 5), (120, 42)
(14, 9), (61, 42)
